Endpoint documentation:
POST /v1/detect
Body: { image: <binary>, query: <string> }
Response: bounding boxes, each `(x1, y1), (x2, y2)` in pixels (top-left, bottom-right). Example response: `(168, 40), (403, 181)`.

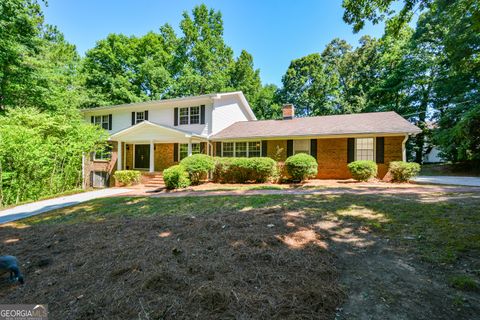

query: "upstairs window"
(179, 107), (189, 125)
(355, 138), (375, 161)
(136, 111), (145, 124)
(94, 115), (109, 130)
(190, 106), (200, 124)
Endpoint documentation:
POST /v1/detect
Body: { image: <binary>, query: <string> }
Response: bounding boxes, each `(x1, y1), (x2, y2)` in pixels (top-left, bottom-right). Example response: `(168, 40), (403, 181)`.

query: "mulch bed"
(0, 207), (343, 319)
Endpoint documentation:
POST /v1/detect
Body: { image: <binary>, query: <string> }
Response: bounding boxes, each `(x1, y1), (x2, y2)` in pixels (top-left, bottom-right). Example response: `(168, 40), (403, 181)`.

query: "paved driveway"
(413, 176), (480, 187)
(0, 188), (131, 224)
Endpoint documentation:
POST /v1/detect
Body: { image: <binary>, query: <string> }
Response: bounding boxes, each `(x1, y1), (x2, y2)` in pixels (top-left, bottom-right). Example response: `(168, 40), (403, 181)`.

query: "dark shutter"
(131, 112), (136, 125)
(173, 143), (179, 162)
(200, 105), (205, 124)
(174, 108), (178, 126)
(108, 114), (112, 130)
(89, 171), (93, 188)
(376, 137), (384, 164)
(347, 138), (355, 163)
(310, 139), (317, 159)
(215, 142), (222, 157)
(200, 142), (206, 154)
(144, 110), (149, 121)
(262, 140), (268, 157)
(91, 116), (94, 123)
(287, 140), (293, 157)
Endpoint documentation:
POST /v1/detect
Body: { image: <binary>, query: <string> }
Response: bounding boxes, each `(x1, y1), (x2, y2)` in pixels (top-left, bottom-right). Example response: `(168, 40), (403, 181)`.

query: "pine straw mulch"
(0, 207), (343, 319)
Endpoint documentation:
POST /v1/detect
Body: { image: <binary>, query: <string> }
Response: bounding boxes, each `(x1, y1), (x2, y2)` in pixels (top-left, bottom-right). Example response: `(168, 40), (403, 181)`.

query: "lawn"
(1, 192), (479, 319)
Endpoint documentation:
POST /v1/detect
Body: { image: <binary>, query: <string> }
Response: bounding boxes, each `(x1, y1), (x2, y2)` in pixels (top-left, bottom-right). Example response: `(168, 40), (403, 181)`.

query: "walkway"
(0, 188), (132, 224)
(413, 175), (480, 187)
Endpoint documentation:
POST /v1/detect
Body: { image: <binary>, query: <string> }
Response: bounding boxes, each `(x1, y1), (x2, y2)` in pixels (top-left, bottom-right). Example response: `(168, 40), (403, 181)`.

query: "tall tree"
(228, 50), (262, 104)
(173, 4), (234, 96)
(0, 0), (44, 112)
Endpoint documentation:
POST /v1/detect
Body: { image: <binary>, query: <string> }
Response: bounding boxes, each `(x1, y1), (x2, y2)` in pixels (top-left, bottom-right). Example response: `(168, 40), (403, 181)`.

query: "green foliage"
(163, 165), (191, 189)
(284, 154), (318, 182)
(389, 161), (420, 182)
(213, 157), (277, 183)
(0, 108), (108, 206)
(448, 275), (479, 292)
(347, 160), (378, 181)
(113, 170), (141, 186)
(180, 154), (215, 185)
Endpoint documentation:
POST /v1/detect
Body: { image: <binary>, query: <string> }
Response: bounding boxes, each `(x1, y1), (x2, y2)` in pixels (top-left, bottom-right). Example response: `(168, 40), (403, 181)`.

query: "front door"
(134, 144), (150, 169)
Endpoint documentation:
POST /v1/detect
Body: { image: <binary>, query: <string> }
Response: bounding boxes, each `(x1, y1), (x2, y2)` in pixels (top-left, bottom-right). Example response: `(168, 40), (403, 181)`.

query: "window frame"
(135, 111), (145, 124)
(190, 106), (200, 124)
(177, 106), (203, 125)
(354, 137), (376, 161)
(221, 141), (262, 158)
(93, 115), (110, 130)
(178, 143), (202, 160)
(94, 144), (112, 161)
(293, 139), (310, 155)
(179, 107), (189, 125)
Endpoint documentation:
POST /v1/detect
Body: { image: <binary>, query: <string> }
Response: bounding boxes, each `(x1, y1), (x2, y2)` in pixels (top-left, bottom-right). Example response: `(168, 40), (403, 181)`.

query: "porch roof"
(109, 121), (206, 143)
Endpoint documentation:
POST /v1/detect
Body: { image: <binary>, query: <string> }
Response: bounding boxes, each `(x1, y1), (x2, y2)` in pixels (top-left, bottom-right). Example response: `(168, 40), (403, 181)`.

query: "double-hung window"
(94, 115), (109, 130)
(94, 144), (112, 161)
(179, 143), (201, 160)
(179, 107), (189, 125)
(221, 141), (262, 157)
(136, 111), (145, 124)
(355, 138), (375, 161)
(190, 106), (200, 124)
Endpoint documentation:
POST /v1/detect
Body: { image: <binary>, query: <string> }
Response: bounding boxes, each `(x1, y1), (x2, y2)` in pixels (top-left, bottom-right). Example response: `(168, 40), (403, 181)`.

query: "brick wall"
(155, 143), (177, 171)
(83, 141), (118, 188)
(266, 140), (287, 161)
(125, 144), (133, 170)
(378, 136), (404, 178)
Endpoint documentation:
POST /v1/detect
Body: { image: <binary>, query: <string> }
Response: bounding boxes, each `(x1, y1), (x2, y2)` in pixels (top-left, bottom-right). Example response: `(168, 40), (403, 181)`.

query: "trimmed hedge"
(180, 154), (215, 185)
(347, 160), (377, 181)
(389, 161), (421, 182)
(163, 165), (191, 189)
(213, 157), (277, 183)
(284, 153), (318, 182)
(113, 170), (141, 186)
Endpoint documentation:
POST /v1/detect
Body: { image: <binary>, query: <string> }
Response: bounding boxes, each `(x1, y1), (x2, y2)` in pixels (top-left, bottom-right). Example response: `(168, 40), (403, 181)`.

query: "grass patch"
(448, 275), (479, 291)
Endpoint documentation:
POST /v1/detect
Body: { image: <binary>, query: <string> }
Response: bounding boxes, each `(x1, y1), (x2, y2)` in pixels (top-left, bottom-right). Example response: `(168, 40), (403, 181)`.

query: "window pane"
(191, 143), (200, 154)
(179, 144), (188, 160)
(179, 108), (189, 125)
(136, 112), (144, 124)
(190, 106), (200, 124)
(94, 145), (112, 160)
(235, 142), (247, 157)
(355, 138), (374, 161)
(94, 116), (101, 124)
(223, 142), (234, 157)
(293, 140), (310, 154)
(248, 141), (261, 157)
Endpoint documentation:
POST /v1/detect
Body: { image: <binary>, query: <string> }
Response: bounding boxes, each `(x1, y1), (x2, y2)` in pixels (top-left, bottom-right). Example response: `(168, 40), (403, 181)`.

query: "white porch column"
(149, 140), (155, 173)
(117, 141), (123, 171)
(187, 139), (192, 156)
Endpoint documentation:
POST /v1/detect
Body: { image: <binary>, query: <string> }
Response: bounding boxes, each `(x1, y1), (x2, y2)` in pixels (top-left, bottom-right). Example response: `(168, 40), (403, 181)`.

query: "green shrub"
(389, 161), (421, 182)
(284, 153), (318, 182)
(347, 160), (377, 181)
(180, 154), (215, 185)
(113, 170), (141, 186)
(213, 157), (277, 183)
(163, 165), (191, 189)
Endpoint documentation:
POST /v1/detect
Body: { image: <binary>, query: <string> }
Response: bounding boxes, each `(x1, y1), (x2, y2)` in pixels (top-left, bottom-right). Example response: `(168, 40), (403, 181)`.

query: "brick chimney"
(282, 104), (294, 120)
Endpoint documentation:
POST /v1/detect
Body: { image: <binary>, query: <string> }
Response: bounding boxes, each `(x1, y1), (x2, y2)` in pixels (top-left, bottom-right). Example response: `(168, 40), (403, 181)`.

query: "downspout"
(81, 152), (86, 190)
(402, 135), (408, 162)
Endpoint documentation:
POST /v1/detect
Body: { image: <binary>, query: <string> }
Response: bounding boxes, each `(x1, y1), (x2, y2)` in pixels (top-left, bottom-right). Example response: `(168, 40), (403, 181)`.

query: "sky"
(41, 0), (388, 86)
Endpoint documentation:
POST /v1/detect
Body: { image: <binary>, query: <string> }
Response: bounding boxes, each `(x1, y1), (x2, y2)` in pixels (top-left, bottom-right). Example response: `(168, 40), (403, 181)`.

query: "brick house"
(81, 91), (421, 187)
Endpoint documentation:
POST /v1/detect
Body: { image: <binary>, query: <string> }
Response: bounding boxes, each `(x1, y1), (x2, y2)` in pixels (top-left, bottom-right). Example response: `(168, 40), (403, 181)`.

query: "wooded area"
(0, 0), (478, 206)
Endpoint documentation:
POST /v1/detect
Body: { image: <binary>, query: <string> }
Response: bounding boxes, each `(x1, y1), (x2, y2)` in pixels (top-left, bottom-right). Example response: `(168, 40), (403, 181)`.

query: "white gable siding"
(211, 96), (250, 134)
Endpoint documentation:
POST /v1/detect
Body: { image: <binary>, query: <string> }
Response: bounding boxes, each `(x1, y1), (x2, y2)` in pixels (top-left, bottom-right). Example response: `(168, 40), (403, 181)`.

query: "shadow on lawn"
(0, 192), (479, 319)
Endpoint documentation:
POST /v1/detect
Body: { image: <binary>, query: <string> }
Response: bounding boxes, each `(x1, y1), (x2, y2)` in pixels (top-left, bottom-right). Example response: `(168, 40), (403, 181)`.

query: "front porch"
(109, 121), (212, 173)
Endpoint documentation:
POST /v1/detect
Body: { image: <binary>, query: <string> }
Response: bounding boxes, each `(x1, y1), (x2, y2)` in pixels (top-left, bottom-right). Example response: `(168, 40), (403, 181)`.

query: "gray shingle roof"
(211, 111), (421, 140)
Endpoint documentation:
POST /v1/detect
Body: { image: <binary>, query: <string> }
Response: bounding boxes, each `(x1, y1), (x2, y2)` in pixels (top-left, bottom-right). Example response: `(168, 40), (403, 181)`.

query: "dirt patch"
(0, 209), (342, 319)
